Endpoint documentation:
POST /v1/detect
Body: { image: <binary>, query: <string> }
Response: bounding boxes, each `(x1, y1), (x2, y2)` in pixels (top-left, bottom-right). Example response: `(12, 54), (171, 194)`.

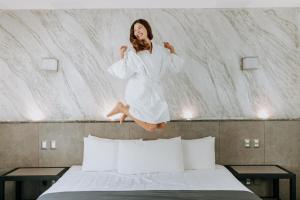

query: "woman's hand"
(119, 45), (128, 58)
(163, 42), (175, 54)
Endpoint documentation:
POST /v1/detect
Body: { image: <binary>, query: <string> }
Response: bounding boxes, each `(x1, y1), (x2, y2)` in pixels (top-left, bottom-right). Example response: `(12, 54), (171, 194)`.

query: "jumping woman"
(107, 19), (184, 132)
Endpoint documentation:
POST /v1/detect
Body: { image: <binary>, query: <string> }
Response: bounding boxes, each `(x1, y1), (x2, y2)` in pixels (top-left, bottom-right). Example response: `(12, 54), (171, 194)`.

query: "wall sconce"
(241, 56), (260, 70)
(41, 58), (58, 71)
(257, 109), (270, 119)
(182, 109), (194, 120)
(26, 106), (45, 121)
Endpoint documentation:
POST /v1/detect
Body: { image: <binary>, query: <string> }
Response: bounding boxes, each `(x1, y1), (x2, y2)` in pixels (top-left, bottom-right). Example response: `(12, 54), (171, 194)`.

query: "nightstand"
(0, 167), (69, 200)
(226, 165), (296, 200)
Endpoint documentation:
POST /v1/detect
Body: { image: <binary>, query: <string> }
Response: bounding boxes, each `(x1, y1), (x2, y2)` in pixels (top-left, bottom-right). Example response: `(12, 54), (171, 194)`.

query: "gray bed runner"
(38, 190), (262, 200)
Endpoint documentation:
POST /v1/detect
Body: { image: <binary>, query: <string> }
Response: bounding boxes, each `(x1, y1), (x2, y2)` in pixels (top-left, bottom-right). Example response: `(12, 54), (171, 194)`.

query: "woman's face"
(134, 23), (148, 41)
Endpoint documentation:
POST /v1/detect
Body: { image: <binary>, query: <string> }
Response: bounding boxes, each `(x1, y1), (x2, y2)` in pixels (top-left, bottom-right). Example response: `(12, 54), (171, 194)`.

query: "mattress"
(39, 165), (261, 200)
(43, 164), (250, 193)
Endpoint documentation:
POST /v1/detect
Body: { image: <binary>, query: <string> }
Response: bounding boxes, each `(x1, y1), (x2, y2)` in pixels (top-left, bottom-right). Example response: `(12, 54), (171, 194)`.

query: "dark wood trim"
(0, 167), (69, 200)
(225, 165), (296, 200)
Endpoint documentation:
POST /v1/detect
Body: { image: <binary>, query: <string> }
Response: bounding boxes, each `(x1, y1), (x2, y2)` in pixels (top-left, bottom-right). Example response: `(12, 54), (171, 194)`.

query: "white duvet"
(43, 165), (250, 195)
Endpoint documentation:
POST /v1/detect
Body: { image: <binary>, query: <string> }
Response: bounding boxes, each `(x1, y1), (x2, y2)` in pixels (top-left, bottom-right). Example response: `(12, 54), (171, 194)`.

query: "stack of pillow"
(82, 135), (215, 174)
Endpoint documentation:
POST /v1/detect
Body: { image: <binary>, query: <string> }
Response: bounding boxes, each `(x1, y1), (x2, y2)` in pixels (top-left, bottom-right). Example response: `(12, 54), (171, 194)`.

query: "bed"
(38, 165), (261, 200)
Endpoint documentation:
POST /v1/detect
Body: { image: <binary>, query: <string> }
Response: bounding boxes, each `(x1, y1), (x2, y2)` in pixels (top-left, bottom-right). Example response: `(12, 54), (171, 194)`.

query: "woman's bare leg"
(119, 103), (129, 124)
(106, 102), (124, 118)
(119, 114), (127, 124)
(157, 123), (166, 129)
(132, 117), (158, 132)
(107, 102), (166, 132)
(120, 105), (159, 132)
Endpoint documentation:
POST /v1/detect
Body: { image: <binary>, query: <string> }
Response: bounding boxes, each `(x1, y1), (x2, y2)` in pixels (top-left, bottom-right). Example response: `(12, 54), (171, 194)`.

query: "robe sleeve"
(162, 48), (185, 73)
(107, 49), (138, 79)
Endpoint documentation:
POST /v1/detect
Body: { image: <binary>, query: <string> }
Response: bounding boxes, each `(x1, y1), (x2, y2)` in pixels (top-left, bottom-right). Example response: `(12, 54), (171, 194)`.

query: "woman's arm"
(162, 42), (184, 73)
(107, 46), (137, 79)
(120, 45), (127, 59)
(164, 42), (176, 54)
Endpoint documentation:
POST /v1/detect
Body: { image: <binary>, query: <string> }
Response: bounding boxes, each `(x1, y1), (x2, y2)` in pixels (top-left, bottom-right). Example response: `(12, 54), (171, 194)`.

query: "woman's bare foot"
(120, 114), (127, 124)
(119, 105), (130, 124)
(157, 123), (166, 129)
(107, 102), (124, 118)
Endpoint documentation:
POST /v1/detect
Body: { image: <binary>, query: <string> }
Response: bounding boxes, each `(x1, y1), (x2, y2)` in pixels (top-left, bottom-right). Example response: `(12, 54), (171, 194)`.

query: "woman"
(107, 19), (184, 132)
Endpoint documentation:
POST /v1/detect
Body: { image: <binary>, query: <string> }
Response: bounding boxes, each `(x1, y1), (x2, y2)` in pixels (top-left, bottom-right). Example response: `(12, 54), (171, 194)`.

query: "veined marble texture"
(0, 8), (299, 121)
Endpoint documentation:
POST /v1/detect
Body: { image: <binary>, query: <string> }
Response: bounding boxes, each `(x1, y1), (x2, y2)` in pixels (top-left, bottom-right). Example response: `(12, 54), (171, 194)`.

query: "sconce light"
(242, 56), (260, 70)
(257, 109), (270, 119)
(182, 109), (193, 120)
(41, 58), (58, 71)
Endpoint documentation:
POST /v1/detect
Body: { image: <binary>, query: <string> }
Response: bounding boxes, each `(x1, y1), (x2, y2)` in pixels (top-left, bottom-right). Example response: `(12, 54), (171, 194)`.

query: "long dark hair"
(130, 19), (153, 53)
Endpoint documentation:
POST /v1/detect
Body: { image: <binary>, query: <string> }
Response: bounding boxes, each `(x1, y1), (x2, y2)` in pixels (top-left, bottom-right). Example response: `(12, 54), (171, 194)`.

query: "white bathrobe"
(108, 42), (184, 124)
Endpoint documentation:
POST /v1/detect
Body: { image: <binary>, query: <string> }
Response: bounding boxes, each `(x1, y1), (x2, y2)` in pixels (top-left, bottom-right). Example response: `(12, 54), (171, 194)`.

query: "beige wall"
(0, 120), (299, 199)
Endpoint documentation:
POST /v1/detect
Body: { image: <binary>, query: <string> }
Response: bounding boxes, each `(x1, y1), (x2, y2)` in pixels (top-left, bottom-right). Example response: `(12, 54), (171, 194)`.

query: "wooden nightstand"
(226, 165), (296, 200)
(0, 167), (69, 200)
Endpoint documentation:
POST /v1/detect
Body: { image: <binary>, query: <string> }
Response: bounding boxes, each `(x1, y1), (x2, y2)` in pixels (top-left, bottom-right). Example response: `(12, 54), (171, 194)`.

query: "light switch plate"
(41, 58), (58, 71)
(41, 140), (47, 150)
(242, 56), (260, 70)
(50, 140), (56, 150)
(244, 138), (250, 148)
(253, 139), (260, 148)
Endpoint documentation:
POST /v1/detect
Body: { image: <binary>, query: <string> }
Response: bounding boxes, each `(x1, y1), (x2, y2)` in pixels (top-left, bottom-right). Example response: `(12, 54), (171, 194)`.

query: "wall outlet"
(245, 178), (252, 185)
(242, 56), (260, 70)
(244, 138), (251, 148)
(253, 139), (259, 148)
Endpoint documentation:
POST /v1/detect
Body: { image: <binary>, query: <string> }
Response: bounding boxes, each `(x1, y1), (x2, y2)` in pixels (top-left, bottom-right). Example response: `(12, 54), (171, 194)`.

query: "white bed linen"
(43, 165), (250, 195)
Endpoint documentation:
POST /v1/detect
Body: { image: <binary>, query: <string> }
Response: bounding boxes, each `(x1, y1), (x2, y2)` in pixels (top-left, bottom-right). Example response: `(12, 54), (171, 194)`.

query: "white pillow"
(83, 135), (142, 171)
(118, 137), (184, 174)
(182, 136), (215, 170)
(82, 137), (118, 171)
(88, 134), (141, 142)
(88, 134), (117, 141)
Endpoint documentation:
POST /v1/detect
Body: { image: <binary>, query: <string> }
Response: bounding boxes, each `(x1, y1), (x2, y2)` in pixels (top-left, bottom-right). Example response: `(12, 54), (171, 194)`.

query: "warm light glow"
(257, 109), (270, 119)
(26, 107), (45, 121)
(182, 109), (194, 120)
